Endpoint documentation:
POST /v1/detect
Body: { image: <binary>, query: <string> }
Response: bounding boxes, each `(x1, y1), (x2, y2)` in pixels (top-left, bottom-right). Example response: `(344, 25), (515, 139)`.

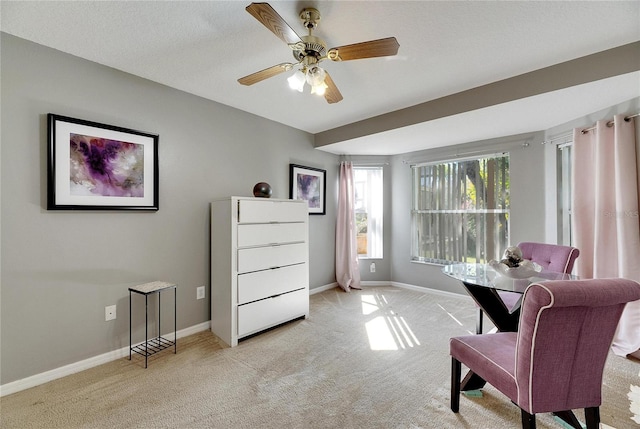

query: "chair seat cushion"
(450, 332), (518, 402)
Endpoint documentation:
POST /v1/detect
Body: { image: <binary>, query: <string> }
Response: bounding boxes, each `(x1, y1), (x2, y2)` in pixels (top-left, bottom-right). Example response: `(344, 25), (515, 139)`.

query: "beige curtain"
(572, 114), (640, 357)
(335, 161), (361, 292)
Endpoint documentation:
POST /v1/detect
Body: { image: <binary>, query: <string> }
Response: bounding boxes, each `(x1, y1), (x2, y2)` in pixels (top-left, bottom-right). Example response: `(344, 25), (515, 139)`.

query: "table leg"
(158, 291), (161, 344)
(174, 287), (177, 354)
(462, 282), (520, 332)
(553, 410), (583, 428)
(461, 370), (487, 391)
(459, 281), (521, 390)
(145, 294), (148, 369)
(129, 290), (132, 361)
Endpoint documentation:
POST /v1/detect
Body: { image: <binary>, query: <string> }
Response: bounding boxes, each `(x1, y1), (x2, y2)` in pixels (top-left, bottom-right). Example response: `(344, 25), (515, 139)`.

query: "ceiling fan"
(238, 2), (400, 104)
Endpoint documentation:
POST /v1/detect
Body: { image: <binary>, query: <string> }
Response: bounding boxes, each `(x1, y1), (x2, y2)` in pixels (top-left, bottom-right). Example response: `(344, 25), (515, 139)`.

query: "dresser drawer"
(237, 242), (307, 274)
(238, 199), (307, 224)
(237, 223), (306, 248)
(237, 263), (307, 304)
(237, 288), (308, 337)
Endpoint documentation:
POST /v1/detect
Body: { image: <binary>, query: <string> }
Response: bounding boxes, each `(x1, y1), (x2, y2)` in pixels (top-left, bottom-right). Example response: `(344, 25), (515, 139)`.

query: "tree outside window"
(411, 155), (510, 264)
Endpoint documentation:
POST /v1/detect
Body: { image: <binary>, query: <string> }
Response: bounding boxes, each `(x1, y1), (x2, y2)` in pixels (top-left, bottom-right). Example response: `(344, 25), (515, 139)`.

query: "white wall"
(0, 33), (339, 385)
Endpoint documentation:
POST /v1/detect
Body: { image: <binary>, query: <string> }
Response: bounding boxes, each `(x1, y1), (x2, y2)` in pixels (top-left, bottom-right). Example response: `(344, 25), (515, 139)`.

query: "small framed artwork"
(47, 114), (159, 211)
(289, 164), (326, 215)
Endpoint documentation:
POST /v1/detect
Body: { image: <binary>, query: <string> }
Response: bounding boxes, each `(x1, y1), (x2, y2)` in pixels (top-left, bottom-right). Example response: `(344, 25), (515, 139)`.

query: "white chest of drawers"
(210, 197), (309, 346)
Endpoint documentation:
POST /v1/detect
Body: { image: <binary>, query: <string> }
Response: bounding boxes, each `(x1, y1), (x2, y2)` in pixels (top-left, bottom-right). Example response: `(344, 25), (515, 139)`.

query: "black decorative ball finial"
(253, 182), (273, 198)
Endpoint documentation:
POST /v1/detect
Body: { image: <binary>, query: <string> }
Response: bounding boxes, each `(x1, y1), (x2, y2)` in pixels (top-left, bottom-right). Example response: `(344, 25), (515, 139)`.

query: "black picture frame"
(47, 114), (159, 211)
(289, 164), (326, 215)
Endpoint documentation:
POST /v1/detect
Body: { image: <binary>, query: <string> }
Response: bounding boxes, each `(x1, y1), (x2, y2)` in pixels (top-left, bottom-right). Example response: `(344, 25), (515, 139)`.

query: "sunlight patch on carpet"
(362, 294), (420, 350)
(362, 294), (382, 315)
(436, 302), (476, 335)
(436, 303), (463, 326)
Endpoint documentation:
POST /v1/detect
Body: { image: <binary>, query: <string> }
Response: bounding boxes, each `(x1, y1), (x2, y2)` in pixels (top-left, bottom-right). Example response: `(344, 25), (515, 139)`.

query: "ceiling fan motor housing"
(293, 35), (327, 62)
(292, 8), (327, 63)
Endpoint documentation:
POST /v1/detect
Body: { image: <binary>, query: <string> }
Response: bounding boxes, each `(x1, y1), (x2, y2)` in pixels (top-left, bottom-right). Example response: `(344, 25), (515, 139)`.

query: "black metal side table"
(129, 281), (177, 368)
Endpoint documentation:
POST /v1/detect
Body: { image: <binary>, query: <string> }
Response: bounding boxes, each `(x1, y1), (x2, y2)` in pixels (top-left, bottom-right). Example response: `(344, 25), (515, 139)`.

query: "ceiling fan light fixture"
(311, 81), (328, 96)
(287, 70), (306, 92)
(305, 66), (326, 87)
(241, 3), (399, 104)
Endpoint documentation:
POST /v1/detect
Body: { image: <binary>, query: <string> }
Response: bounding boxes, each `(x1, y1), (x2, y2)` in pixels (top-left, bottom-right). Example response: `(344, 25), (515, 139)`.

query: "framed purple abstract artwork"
(289, 164), (326, 215)
(47, 114), (159, 211)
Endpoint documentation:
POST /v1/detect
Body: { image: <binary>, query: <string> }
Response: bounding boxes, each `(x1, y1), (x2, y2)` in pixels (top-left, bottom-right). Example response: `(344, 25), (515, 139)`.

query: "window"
(558, 143), (573, 246)
(411, 154), (510, 264)
(354, 167), (383, 258)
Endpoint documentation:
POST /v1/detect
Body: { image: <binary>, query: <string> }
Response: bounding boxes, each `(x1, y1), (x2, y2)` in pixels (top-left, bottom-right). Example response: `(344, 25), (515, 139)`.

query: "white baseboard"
(310, 281), (395, 292)
(309, 282), (338, 294)
(310, 281), (389, 293)
(0, 321), (211, 397)
(360, 280), (391, 287)
(390, 281), (472, 300)
(1, 282), (468, 397)
(311, 280), (470, 301)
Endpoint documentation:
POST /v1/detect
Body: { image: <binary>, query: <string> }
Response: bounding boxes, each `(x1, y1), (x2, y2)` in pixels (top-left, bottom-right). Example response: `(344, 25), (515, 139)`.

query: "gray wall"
(386, 97), (640, 294)
(3, 31), (638, 386)
(0, 33), (338, 384)
(388, 132), (547, 295)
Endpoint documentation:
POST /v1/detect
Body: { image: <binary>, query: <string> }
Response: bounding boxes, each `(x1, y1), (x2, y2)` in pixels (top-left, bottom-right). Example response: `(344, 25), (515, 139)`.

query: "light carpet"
(1, 286), (638, 428)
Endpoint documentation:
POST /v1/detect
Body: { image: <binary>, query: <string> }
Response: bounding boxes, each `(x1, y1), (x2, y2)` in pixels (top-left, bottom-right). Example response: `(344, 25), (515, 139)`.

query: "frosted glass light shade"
(311, 81), (328, 96)
(305, 66), (326, 87)
(287, 70), (305, 92)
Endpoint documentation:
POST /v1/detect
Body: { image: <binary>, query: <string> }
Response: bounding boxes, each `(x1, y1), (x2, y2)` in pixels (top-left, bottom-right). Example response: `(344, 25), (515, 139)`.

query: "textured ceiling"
(2, 1), (639, 155)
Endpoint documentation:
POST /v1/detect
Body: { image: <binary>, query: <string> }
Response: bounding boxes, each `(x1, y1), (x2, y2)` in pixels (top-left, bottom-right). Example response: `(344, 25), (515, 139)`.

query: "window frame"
(558, 142), (573, 246)
(353, 166), (383, 259)
(410, 153), (510, 265)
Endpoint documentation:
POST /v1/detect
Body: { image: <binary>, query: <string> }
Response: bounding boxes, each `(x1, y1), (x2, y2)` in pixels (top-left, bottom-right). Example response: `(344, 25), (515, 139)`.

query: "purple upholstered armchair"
(476, 242), (580, 334)
(451, 278), (640, 429)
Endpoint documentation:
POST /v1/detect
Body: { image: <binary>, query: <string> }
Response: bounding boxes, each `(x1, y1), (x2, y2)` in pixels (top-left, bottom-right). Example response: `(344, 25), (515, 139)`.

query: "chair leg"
(584, 407), (600, 429)
(521, 409), (536, 429)
(451, 357), (461, 412)
(476, 308), (484, 334)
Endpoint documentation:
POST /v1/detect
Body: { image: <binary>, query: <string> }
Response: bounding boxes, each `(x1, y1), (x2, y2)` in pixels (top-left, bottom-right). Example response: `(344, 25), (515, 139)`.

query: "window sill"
(410, 260), (446, 267)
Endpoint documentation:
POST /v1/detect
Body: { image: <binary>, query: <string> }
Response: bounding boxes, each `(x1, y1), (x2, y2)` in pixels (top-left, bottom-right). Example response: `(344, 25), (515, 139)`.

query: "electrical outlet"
(105, 305), (116, 321)
(370, 262), (376, 273)
(197, 286), (205, 300)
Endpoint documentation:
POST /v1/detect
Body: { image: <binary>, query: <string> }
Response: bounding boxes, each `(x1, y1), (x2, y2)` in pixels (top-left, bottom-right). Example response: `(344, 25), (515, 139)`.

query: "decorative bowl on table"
(488, 259), (542, 279)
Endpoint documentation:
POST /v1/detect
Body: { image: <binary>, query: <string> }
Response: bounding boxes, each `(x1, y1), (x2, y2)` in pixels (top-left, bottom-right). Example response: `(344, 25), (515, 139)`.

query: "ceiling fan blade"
(327, 37), (400, 61)
(246, 2), (302, 45)
(238, 63), (292, 86)
(323, 72), (343, 104)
